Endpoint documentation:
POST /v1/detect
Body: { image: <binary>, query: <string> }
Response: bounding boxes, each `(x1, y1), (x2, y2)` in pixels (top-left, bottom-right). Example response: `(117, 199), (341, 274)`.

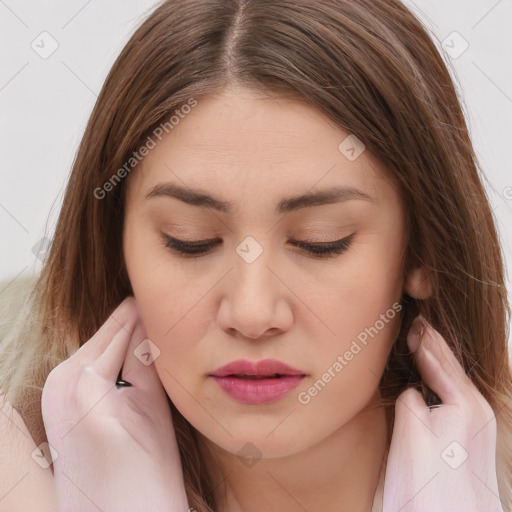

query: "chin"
(206, 429), (309, 461)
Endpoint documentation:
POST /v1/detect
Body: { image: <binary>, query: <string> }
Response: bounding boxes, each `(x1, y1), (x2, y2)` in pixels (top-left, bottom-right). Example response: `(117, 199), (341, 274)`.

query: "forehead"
(125, 88), (395, 209)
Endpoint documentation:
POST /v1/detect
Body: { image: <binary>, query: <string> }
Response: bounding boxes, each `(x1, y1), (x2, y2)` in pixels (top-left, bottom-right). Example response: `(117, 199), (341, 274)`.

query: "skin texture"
(122, 86), (431, 512)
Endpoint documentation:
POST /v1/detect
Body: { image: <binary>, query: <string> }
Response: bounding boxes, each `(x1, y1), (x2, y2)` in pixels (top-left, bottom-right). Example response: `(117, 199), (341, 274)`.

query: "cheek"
(298, 296), (401, 426)
(300, 236), (403, 406)
(124, 214), (197, 335)
(126, 262), (209, 411)
(123, 221), (204, 378)
(313, 235), (403, 344)
(126, 263), (205, 375)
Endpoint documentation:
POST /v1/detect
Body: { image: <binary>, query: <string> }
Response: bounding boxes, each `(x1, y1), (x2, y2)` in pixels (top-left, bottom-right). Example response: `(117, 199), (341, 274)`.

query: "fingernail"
(115, 379), (133, 387)
(407, 315), (427, 353)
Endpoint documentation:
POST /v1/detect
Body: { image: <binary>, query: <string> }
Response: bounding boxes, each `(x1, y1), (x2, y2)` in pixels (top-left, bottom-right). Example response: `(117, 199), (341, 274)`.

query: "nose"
(216, 242), (293, 341)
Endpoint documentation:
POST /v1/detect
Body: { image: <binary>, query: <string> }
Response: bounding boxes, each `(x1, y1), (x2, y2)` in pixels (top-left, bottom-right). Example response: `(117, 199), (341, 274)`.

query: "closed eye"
(161, 233), (355, 259)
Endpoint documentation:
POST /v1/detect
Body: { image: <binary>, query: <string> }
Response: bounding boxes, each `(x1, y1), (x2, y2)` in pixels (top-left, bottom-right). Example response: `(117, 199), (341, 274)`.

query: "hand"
(382, 316), (505, 512)
(41, 296), (189, 512)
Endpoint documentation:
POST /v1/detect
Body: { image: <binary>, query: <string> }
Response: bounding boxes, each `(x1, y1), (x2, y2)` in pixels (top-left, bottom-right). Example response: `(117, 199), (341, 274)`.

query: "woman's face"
(123, 86), (408, 458)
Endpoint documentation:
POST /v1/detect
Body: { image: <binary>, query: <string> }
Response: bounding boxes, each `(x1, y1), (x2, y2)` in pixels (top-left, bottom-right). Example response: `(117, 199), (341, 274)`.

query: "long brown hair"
(1, 0), (510, 509)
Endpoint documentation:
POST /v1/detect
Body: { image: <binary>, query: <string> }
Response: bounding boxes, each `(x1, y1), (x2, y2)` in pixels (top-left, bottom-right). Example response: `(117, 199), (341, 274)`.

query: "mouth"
(225, 373), (292, 379)
(210, 374), (306, 404)
(209, 359), (307, 404)
(210, 358), (306, 379)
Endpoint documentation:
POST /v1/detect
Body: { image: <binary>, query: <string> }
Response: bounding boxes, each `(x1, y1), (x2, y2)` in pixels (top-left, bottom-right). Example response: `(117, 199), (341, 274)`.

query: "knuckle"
(455, 372), (477, 395)
(460, 389), (497, 426)
(396, 387), (423, 411)
(81, 364), (101, 382)
(399, 386), (420, 400)
(474, 395), (496, 421)
(44, 359), (68, 386)
(112, 296), (139, 324)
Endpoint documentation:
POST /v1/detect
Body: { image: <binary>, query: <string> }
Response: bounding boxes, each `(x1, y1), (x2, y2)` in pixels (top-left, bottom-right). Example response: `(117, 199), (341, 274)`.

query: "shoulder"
(0, 393), (58, 511)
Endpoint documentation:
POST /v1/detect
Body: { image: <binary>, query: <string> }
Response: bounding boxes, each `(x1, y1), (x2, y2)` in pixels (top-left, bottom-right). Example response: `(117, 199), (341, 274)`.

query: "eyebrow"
(144, 182), (375, 214)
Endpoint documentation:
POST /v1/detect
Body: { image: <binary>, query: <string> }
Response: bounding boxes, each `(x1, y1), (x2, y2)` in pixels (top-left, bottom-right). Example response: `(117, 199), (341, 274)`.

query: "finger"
(412, 345), (460, 405)
(407, 317), (464, 405)
(77, 296), (139, 361)
(410, 316), (473, 391)
(394, 387), (431, 433)
(85, 297), (139, 379)
(118, 312), (164, 392)
(423, 320), (468, 384)
(89, 309), (140, 382)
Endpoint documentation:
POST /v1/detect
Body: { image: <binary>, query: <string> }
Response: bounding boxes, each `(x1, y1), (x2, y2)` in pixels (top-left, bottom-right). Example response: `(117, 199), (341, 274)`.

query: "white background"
(0, 1), (511, 347)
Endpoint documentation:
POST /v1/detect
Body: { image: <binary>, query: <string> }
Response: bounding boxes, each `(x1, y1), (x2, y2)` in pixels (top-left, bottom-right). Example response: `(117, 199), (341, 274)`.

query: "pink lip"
(209, 359), (307, 405)
(210, 358), (306, 378)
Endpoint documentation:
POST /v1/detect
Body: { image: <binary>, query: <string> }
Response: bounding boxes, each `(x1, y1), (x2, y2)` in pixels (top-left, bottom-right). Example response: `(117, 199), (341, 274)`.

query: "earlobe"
(404, 266), (433, 299)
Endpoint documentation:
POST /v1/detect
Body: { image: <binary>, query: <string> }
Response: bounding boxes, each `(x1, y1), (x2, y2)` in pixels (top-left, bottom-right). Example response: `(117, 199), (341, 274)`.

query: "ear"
(404, 266), (433, 300)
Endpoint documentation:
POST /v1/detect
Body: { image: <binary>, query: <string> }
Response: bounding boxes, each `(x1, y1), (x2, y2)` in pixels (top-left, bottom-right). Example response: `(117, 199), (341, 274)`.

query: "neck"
(198, 400), (391, 512)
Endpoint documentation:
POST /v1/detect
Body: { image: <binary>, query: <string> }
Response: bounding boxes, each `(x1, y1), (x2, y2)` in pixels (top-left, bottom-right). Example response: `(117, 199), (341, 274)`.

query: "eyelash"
(161, 233), (355, 259)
